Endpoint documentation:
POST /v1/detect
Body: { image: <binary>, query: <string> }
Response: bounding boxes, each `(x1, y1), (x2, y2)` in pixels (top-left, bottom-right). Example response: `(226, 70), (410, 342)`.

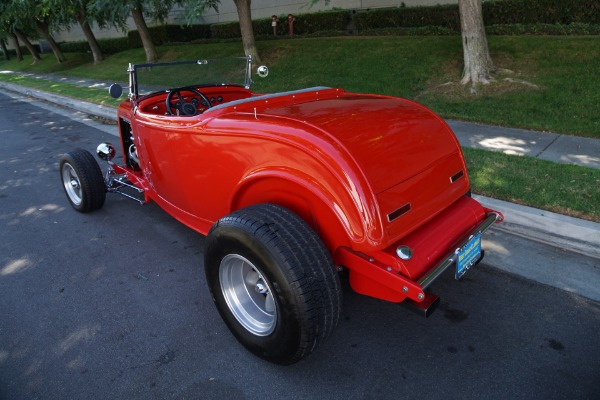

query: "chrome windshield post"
(245, 55), (253, 89)
(128, 63), (137, 100)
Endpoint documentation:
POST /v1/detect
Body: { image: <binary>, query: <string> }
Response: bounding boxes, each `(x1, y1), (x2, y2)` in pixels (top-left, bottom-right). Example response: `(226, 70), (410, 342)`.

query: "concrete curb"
(475, 195), (600, 259)
(0, 81), (118, 121)
(3, 80), (600, 260)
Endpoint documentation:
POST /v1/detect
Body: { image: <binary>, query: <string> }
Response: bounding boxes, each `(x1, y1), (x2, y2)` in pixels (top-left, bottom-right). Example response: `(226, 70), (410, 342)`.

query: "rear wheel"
(204, 203), (342, 365)
(59, 149), (105, 213)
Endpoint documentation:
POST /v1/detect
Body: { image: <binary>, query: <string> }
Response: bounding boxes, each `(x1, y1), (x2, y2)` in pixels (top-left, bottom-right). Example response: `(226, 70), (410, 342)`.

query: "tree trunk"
(234, 0), (260, 63)
(77, 10), (103, 64)
(131, 7), (158, 63)
(0, 39), (9, 61)
(13, 29), (41, 63)
(10, 34), (23, 61)
(458, 0), (493, 86)
(34, 18), (66, 64)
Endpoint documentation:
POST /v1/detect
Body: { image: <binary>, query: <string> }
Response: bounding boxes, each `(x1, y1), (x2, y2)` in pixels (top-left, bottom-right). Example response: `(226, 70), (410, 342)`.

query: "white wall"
(52, 0), (457, 44)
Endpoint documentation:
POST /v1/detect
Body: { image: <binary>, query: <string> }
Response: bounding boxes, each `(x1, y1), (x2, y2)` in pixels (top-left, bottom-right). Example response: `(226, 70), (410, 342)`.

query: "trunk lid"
(262, 94), (460, 194)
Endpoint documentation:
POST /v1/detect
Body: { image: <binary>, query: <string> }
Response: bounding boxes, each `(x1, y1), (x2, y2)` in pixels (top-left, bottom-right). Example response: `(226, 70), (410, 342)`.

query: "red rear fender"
(231, 173), (366, 253)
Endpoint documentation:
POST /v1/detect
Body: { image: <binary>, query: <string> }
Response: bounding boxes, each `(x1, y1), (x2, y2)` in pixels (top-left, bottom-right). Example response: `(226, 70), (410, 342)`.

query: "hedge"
(486, 23), (600, 36)
(210, 22), (240, 39)
(58, 25), (211, 55)
(358, 26), (458, 37)
(212, 10), (350, 39)
(354, 0), (600, 32)
(128, 24), (211, 48)
(483, 0), (600, 26)
(289, 10), (351, 35)
(59, 37), (129, 54)
(348, 23), (600, 37)
(353, 5), (460, 32)
(126, 10), (350, 43)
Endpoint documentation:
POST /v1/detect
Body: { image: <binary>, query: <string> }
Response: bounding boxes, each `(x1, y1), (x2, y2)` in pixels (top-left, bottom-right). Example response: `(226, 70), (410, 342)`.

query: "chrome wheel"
(219, 254), (277, 336)
(59, 149), (106, 213)
(205, 204), (342, 364)
(62, 163), (82, 206)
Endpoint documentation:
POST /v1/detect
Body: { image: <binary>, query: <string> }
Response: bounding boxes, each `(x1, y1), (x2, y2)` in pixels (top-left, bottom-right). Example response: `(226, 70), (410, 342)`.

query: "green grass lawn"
(1, 35), (598, 221)
(0, 74), (122, 107)
(464, 148), (600, 222)
(1, 36), (599, 137)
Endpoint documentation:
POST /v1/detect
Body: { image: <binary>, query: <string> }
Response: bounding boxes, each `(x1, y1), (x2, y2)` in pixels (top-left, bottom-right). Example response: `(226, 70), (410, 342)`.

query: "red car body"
(60, 57), (502, 363)
(114, 84), (501, 304)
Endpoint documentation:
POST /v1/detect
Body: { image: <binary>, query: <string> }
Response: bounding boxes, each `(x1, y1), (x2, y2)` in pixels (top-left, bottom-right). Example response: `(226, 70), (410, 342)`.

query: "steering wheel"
(166, 87), (211, 116)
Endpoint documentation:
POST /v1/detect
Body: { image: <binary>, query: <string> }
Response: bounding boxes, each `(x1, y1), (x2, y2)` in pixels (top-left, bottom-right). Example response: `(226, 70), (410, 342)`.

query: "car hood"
(261, 93), (460, 194)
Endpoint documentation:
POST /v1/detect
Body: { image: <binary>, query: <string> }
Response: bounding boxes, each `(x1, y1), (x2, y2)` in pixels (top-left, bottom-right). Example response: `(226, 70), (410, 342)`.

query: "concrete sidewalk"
(2, 70), (599, 170)
(7, 72), (595, 172)
(1, 75), (599, 263)
(449, 120), (600, 170)
(0, 70), (126, 91)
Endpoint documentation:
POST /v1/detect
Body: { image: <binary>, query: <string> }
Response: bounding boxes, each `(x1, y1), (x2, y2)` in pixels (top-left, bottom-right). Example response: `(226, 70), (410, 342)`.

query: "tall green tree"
(50, 0), (105, 64)
(13, 28), (41, 62)
(0, 38), (9, 60)
(183, 0), (260, 62)
(0, 7), (13, 61)
(13, 0), (66, 63)
(10, 34), (23, 61)
(233, 0), (259, 62)
(91, 0), (185, 63)
(0, 0), (42, 62)
(458, 0), (493, 87)
(34, 17), (66, 63)
(130, 3), (158, 63)
(308, 0), (494, 88)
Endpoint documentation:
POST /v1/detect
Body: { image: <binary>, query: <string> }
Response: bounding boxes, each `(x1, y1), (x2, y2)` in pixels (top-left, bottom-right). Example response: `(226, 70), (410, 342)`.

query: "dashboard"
(139, 86), (253, 116)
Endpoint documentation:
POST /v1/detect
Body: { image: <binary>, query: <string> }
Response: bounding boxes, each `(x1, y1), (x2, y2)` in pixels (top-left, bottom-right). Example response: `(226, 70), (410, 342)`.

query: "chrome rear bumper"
(418, 211), (503, 290)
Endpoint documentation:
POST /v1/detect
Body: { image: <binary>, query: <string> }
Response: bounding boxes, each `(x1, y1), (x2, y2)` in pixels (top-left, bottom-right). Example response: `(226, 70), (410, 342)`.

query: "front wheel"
(204, 204), (342, 365)
(59, 149), (106, 213)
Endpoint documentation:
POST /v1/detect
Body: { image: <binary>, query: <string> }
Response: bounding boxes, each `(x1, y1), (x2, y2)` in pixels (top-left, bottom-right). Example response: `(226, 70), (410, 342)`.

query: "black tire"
(59, 149), (106, 213)
(204, 203), (342, 365)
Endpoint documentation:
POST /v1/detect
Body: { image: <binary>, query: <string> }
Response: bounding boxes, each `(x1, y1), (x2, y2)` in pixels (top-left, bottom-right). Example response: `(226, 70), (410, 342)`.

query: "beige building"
(52, 0), (456, 43)
(186, 0), (456, 24)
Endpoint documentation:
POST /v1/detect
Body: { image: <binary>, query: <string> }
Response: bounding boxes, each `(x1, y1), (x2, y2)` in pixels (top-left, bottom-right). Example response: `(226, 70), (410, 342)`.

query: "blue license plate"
(456, 234), (482, 280)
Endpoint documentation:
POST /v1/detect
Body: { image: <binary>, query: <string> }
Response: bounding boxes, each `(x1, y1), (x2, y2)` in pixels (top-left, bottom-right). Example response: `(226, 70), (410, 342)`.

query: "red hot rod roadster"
(60, 56), (502, 364)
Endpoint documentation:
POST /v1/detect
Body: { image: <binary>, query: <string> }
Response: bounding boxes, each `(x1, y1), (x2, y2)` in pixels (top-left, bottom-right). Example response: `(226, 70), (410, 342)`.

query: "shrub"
(353, 5), (460, 32)
(98, 37), (130, 54)
(59, 37), (130, 54)
(211, 10), (351, 39)
(58, 40), (91, 53)
(210, 22), (241, 39)
(353, 0), (600, 33)
(128, 26), (167, 48)
(483, 0), (600, 26)
(127, 24), (211, 48)
(486, 23), (600, 36)
(291, 10), (351, 35)
(359, 26), (458, 37)
(6, 46), (42, 57)
(164, 24), (212, 42)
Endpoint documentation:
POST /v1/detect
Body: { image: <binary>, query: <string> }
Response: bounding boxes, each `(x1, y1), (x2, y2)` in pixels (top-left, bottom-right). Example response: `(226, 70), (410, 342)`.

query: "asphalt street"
(1, 92), (600, 399)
